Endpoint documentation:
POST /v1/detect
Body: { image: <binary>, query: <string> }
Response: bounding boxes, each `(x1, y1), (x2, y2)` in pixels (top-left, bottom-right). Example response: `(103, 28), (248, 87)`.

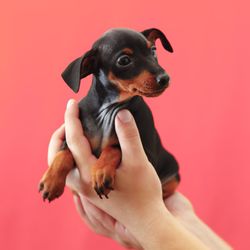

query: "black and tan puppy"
(39, 28), (180, 201)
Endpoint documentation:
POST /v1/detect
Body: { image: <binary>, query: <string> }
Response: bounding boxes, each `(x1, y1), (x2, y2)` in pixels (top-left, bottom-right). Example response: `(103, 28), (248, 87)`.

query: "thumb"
(115, 110), (147, 164)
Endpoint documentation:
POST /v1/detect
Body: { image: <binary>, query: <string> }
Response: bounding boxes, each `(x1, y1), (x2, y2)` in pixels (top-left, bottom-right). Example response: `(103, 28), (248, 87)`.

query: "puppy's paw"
(38, 149), (74, 202)
(91, 166), (115, 199)
(39, 168), (65, 202)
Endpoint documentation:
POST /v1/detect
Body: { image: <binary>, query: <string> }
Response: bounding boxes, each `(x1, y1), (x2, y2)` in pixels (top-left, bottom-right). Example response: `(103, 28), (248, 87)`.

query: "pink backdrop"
(1, 0), (249, 249)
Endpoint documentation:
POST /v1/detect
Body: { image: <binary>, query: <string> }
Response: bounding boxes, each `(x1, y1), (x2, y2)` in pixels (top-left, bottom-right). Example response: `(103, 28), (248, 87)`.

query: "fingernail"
(117, 110), (132, 123)
(67, 99), (75, 109)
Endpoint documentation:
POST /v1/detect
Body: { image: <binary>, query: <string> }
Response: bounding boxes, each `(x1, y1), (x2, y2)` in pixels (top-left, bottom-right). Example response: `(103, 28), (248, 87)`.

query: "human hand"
(48, 99), (165, 248)
(62, 100), (165, 225)
(70, 190), (194, 249)
(48, 99), (231, 250)
(69, 176), (231, 250)
(47, 126), (141, 249)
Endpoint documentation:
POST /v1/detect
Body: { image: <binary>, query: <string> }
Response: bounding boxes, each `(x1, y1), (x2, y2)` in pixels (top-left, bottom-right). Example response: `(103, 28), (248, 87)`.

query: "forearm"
(126, 202), (209, 250)
(177, 212), (232, 250)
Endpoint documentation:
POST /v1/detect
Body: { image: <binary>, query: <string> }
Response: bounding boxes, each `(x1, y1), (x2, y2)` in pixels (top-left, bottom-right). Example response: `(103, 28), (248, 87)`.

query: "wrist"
(177, 212), (232, 250)
(125, 200), (168, 246)
(126, 201), (209, 250)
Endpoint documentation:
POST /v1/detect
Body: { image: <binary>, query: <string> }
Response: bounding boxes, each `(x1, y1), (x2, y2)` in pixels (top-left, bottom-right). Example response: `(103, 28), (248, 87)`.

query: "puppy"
(39, 28), (180, 201)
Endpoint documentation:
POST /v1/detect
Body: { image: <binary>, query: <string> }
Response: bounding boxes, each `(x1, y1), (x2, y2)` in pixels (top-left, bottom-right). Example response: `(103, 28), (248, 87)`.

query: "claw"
(93, 178), (114, 199)
(43, 191), (49, 201)
(94, 186), (103, 199)
(39, 183), (44, 192)
(99, 186), (105, 195)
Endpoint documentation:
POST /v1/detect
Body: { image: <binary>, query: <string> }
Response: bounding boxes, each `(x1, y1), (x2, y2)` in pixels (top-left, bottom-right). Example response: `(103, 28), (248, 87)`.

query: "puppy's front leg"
(92, 146), (121, 199)
(39, 149), (74, 202)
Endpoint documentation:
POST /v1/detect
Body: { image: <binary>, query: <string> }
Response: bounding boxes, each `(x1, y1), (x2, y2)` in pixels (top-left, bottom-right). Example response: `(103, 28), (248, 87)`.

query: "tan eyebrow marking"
(122, 48), (134, 55)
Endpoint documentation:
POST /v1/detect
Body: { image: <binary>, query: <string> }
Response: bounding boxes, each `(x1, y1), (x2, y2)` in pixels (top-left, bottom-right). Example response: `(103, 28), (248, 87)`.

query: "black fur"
(61, 28), (179, 184)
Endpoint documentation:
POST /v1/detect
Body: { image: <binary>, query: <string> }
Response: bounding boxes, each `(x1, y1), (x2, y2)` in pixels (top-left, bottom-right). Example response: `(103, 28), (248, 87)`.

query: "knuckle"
(122, 127), (139, 141)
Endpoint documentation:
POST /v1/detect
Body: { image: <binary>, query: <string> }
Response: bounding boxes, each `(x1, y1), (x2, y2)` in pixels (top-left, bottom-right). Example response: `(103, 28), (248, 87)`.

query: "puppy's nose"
(156, 74), (170, 87)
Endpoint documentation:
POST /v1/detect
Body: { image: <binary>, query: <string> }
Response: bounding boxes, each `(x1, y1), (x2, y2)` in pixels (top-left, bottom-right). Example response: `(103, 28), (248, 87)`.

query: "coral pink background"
(1, 0), (249, 249)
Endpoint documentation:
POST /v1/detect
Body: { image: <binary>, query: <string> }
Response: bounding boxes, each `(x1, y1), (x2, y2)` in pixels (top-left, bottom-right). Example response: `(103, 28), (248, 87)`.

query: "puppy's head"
(62, 28), (173, 98)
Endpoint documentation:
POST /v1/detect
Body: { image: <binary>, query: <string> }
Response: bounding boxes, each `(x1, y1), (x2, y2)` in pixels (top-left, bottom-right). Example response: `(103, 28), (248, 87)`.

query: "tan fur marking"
(122, 48), (134, 55)
(147, 30), (158, 43)
(101, 134), (119, 150)
(147, 41), (153, 48)
(162, 178), (179, 199)
(89, 135), (100, 152)
(108, 70), (159, 99)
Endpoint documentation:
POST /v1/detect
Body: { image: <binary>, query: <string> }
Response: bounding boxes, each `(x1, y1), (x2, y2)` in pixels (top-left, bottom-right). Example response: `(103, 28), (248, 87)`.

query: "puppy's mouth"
(134, 85), (168, 97)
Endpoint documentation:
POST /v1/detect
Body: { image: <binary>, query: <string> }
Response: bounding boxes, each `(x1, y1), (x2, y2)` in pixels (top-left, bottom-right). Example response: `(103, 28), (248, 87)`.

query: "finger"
(66, 168), (84, 193)
(80, 196), (115, 237)
(48, 124), (65, 166)
(73, 194), (87, 219)
(64, 99), (96, 176)
(115, 110), (147, 165)
(66, 168), (95, 197)
(164, 192), (194, 216)
(73, 194), (102, 234)
(114, 222), (142, 249)
(81, 197), (115, 233)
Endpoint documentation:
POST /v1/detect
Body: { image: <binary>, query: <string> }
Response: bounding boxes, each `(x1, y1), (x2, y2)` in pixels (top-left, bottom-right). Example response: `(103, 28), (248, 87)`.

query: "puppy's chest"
(79, 100), (133, 157)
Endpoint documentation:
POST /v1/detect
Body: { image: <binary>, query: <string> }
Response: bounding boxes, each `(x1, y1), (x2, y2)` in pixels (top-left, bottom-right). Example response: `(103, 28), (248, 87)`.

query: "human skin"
(47, 99), (232, 250)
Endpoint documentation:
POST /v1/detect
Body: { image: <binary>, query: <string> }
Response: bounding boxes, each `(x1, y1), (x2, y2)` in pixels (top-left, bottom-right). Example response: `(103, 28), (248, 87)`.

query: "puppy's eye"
(151, 46), (157, 57)
(117, 55), (132, 66)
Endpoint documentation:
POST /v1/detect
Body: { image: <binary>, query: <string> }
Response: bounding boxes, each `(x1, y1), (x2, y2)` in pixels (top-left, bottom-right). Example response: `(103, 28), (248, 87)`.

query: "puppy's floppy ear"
(141, 28), (173, 53)
(61, 48), (97, 93)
